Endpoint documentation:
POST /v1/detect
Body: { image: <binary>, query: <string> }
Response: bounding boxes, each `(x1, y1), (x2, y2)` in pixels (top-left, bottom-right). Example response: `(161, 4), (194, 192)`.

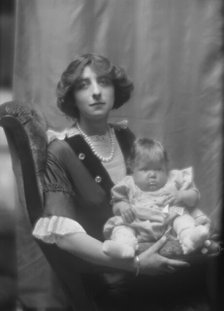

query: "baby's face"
(132, 158), (168, 192)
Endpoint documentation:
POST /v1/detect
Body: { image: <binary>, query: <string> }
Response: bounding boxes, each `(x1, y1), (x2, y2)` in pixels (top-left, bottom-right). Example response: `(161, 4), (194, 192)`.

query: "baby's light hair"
(127, 137), (168, 172)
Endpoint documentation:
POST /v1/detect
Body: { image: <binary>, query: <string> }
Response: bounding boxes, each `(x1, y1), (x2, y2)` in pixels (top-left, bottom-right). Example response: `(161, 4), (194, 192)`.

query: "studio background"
(1, 0), (223, 308)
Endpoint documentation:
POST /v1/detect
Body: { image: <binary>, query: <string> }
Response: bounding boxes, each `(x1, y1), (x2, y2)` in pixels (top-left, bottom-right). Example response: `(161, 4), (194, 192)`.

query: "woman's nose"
(92, 92), (101, 101)
(92, 82), (101, 100)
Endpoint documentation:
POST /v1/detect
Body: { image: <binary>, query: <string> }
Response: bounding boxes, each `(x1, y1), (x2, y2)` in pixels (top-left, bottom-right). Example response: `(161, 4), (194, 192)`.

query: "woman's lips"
(90, 101), (105, 106)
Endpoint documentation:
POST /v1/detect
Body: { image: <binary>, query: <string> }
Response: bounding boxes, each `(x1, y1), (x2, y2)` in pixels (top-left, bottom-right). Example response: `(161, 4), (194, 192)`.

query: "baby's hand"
(120, 207), (135, 223)
(162, 191), (182, 206)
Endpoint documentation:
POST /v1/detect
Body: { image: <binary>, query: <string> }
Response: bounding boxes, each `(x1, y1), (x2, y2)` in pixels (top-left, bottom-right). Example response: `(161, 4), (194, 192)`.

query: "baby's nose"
(148, 170), (156, 177)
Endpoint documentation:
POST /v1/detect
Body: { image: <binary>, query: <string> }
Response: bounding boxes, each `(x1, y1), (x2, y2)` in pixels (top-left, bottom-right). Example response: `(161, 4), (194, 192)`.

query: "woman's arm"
(42, 140), (189, 275)
(57, 232), (189, 275)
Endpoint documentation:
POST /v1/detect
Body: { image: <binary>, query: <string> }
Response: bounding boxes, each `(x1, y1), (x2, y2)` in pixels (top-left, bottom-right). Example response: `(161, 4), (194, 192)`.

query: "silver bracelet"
(134, 255), (140, 277)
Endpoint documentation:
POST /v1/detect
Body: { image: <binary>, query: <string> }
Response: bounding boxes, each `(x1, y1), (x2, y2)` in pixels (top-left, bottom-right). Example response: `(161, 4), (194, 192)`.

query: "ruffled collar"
(47, 120), (128, 143)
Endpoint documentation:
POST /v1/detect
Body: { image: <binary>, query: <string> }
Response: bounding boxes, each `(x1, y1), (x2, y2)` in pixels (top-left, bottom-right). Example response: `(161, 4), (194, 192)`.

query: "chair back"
(0, 101), (97, 311)
(0, 102), (46, 225)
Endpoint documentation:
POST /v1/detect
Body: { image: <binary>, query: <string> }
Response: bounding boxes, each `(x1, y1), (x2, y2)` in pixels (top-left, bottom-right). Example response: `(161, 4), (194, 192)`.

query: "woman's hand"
(201, 238), (222, 256)
(138, 236), (189, 275)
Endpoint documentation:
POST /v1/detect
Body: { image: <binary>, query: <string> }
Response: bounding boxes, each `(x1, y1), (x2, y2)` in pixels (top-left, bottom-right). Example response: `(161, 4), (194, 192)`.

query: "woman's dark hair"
(56, 53), (134, 119)
(127, 137), (169, 173)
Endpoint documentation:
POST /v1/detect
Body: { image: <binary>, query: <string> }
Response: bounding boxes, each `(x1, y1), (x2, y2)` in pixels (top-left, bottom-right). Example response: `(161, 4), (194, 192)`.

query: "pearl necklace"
(76, 123), (115, 162)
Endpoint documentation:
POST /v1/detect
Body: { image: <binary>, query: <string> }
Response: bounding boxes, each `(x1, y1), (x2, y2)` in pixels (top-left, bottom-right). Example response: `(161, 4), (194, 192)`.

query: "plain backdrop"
(12, 0), (223, 308)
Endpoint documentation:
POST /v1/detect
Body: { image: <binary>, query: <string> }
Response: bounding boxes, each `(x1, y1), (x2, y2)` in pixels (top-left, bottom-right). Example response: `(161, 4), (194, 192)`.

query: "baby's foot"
(103, 240), (135, 258)
(179, 225), (210, 255)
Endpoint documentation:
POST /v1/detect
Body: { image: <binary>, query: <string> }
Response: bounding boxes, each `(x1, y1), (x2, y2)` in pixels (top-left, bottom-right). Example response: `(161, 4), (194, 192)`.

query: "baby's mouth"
(148, 182), (158, 190)
(148, 181), (157, 185)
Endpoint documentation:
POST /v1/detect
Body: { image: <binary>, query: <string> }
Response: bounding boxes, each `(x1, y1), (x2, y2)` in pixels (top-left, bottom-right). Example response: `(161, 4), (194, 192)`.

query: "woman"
(33, 54), (211, 310)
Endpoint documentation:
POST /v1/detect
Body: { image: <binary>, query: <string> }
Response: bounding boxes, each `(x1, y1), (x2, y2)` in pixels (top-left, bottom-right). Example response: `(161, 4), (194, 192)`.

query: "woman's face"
(73, 65), (115, 122)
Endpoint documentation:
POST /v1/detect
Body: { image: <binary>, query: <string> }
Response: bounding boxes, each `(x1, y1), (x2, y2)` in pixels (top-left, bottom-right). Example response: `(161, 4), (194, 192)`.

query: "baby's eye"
(141, 168), (149, 172)
(155, 167), (163, 172)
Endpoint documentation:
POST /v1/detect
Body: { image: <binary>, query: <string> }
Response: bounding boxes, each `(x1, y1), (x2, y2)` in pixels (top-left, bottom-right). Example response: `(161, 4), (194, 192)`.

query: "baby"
(103, 137), (210, 258)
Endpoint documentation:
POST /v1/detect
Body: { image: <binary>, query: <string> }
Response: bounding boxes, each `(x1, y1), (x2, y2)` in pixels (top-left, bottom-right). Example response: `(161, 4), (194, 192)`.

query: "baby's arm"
(165, 167), (200, 210)
(113, 201), (135, 223)
(177, 188), (199, 209)
(178, 168), (210, 224)
(178, 174), (210, 226)
(178, 167), (200, 209)
(163, 188), (199, 210)
(112, 178), (135, 223)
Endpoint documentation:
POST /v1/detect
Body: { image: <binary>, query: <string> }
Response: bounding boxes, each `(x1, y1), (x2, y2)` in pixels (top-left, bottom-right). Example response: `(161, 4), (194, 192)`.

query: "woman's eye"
(75, 80), (89, 90)
(98, 77), (112, 86)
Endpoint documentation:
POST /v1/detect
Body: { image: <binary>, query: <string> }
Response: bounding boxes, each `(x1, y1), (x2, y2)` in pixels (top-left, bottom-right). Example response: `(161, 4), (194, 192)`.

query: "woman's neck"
(78, 119), (109, 136)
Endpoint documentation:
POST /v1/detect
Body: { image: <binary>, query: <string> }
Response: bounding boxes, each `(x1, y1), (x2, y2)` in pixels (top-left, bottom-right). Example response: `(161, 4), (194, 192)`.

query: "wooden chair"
(0, 101), (97, 311)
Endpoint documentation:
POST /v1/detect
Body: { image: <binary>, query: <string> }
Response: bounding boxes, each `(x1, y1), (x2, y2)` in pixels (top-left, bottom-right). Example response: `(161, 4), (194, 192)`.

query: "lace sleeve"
(33, 216), (86, 244)
(33, 139), (86, 242)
